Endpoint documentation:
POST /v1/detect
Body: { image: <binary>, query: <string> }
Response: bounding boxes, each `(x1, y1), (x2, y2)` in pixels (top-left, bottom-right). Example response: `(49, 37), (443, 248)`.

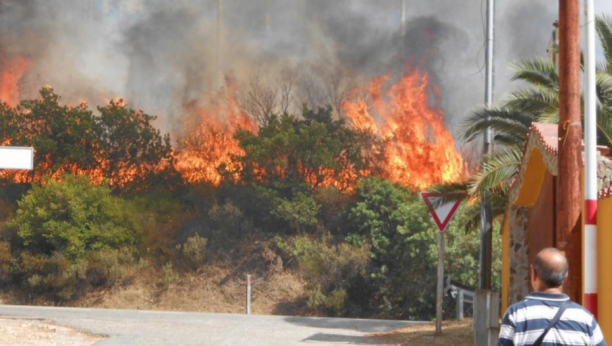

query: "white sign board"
(0, 147), (34, 170)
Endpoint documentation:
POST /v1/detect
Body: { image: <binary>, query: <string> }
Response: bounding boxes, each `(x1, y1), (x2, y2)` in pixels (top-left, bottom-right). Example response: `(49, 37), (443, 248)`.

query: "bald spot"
(533, 247), (569, 288)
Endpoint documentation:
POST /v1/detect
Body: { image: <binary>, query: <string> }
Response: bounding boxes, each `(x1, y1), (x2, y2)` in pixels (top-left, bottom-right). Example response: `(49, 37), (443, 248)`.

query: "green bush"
(177, 235), (208, 271)
(15, 252), (86, 301)
(85, 248), (139, 288)
(278, 235), (369, 316)
(160, 262), (178, 287)
(208, 201), (255, 248)
(347, 177), (502, 319)
(8, 175), (142, 260)
(0, 242), (12, 284)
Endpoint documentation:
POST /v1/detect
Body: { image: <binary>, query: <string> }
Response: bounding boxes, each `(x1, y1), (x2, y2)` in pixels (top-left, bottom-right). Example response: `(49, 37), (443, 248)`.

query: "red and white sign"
(421, 192), (464, 233)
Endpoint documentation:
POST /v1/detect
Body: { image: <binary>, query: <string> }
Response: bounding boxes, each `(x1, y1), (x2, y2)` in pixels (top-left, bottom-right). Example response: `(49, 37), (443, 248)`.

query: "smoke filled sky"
(0, 0), (610, 136)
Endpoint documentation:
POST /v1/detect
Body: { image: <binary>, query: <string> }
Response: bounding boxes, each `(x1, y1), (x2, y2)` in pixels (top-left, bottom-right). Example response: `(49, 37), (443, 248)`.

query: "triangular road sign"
(421, 192), (464, 233)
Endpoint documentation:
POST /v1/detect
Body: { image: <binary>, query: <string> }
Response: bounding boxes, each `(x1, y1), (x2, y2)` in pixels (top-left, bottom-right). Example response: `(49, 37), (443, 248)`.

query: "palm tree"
(435, 16), (612, 227)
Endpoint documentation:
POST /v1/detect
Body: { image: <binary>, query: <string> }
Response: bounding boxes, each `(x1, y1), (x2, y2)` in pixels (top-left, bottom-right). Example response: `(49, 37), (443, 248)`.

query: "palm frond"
(468, 146), (523, 195)
(598, 106), (612, 147)
(511, 59), (559, 89)
(459, 192), (509, 233)
(596, 72), (612, 102)
(426, 182), (470, 208)
(461, 107), (536, 144)
(596, 16), (612, 73)
(505, 88), (559, 114)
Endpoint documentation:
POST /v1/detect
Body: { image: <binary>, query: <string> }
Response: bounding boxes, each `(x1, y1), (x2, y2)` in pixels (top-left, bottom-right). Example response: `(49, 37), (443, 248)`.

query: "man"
(498, 248), (606, 346)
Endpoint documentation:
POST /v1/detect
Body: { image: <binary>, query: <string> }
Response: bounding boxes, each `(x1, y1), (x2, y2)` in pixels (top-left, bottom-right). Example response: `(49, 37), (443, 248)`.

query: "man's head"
(531, 247), (569, 292)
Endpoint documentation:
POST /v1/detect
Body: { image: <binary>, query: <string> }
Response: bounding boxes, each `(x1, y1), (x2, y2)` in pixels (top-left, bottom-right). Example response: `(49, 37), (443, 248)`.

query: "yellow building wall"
(598, 197), (612, 339)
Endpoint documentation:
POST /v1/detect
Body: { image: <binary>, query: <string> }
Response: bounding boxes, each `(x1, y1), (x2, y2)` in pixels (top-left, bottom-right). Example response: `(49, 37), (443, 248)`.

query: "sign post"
(421, 192), (464, 335)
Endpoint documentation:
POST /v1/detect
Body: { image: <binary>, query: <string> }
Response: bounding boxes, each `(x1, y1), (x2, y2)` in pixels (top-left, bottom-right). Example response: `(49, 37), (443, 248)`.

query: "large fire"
(0, 54), (464, 191)
(342, 68), (465, 189)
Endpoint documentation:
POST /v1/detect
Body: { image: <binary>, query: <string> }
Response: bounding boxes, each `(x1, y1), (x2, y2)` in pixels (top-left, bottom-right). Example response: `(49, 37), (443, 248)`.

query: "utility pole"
(474, 1), (500, 344)
(583, 0), (598, 318)
(266, 0), (271, 34)
(479, 0), (495, 292)
(557, 0), (581, 250)
(401, 0), (407, 36)
(217, 0), (224, 89)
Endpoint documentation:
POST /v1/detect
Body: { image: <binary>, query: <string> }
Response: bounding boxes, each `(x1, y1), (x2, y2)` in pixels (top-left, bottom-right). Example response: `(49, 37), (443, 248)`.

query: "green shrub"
(283, 236), (369, 316)
(176, 235), (208, 271)
(272, 193), (321, 233)
(208, 202), (255, 248)
(8, 175), (142, 261)
(85, 248), (138, 288)
(15, 252), (85, 301)
(0, 242), (12, 283)
(160, 262), (178, 287)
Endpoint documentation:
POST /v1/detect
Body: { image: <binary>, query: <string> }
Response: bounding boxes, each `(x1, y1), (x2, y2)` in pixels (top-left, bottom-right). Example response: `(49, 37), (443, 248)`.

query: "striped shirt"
(498, 292), (606, 346)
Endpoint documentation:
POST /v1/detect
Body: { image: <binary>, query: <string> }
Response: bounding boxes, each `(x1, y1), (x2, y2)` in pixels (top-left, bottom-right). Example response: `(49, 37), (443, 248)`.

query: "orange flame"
(0, 56), (29, 106)
(343, 68), (465, 189)
(175, 78), (257, 185)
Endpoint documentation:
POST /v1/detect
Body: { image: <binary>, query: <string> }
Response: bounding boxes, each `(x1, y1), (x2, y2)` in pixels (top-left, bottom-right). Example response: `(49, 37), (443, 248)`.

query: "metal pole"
(401, 0), (407, 36)
(247, 274), (252, 315)
(266, 0), (271, 34)
(457, 290), (464, 321)
(217, 0), (224, 89)
(479, 0), (495, 291)
(584, 0), (598, 319)
(436, 231), (444, 335)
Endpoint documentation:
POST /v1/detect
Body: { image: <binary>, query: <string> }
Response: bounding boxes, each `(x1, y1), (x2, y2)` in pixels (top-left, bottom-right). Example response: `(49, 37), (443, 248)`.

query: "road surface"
(0, 305), (420, 345)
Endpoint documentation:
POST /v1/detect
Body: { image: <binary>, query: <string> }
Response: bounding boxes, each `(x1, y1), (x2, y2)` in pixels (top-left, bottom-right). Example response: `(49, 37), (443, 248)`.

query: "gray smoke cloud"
(0, 0), (597, 139)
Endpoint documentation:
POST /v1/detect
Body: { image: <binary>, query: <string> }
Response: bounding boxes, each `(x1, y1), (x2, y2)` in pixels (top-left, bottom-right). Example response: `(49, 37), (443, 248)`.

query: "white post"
(246, 274), (252, 315)
(584, 0), (598, 318)
(456, 290), (464, 321)
(401, 0), (407, 36)
(217, 0), (224, 89)
(436, 231), (444, 335)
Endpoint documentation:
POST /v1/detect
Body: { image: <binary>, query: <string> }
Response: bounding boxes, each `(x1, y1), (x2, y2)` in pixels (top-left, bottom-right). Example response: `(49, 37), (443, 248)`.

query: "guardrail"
(446, 277), (475, 321)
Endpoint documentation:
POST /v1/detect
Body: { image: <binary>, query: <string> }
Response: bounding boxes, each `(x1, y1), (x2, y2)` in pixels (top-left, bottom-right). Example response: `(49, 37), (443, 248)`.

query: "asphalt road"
(0, 305), (420, 345)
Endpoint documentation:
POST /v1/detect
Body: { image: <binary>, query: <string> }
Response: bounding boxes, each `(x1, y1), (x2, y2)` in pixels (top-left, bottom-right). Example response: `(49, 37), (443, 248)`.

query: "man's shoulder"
(505, 294), (596, 325)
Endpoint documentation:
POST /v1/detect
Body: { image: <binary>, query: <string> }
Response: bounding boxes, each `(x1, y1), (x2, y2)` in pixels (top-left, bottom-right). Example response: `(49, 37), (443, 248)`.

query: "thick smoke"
(0, 0), (573, 137)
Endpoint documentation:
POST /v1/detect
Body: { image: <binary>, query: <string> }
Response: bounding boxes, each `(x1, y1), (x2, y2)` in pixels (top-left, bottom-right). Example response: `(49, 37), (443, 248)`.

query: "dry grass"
(72, 264), (306, 315)
(373, 319), (473, 346)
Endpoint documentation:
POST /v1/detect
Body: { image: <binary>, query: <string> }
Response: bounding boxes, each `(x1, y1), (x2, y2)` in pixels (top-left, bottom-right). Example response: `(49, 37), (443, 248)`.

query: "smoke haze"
(0, 0), (602, 138)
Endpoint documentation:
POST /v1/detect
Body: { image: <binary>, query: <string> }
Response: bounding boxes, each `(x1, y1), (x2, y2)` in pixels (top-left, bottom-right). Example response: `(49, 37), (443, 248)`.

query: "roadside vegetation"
(0, 89), (500, 320)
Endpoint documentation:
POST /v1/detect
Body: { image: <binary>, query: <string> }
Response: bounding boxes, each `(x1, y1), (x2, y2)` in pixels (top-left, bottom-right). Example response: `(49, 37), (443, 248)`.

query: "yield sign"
(421, 192), (464, 233)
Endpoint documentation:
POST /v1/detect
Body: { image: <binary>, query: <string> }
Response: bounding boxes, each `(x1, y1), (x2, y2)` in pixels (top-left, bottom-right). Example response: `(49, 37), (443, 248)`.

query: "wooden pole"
(436, 231), (445, 335)
(557, 0), (582, 250)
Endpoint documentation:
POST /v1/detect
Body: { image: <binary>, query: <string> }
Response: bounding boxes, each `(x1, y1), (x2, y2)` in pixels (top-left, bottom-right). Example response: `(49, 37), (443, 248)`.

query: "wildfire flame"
(343, 68), (465, 189)
(175, 79), (257, 185)
(0, 56), (29, 106)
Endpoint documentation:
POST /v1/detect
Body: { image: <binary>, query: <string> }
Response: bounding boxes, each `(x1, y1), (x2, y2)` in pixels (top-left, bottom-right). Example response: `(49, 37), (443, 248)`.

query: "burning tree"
(230, 107), (380, 194)
(0, 87), (177, 192)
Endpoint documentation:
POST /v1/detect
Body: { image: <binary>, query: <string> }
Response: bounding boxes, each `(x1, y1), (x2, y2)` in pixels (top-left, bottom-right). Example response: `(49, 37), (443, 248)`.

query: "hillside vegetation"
(0, 89), (500, 320)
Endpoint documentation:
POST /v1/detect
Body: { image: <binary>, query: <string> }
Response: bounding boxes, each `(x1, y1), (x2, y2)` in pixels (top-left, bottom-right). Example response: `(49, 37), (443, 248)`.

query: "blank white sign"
(0, 147), (34, 170)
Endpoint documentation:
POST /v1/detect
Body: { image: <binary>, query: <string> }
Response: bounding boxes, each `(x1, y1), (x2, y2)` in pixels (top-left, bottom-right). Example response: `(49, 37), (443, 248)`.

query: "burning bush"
(0, 88), (178, 192)
(231, 107), (376, 193)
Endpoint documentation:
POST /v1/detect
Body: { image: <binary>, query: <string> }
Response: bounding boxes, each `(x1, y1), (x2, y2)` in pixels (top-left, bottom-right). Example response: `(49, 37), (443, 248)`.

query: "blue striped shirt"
(498, 292), (606, 346)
